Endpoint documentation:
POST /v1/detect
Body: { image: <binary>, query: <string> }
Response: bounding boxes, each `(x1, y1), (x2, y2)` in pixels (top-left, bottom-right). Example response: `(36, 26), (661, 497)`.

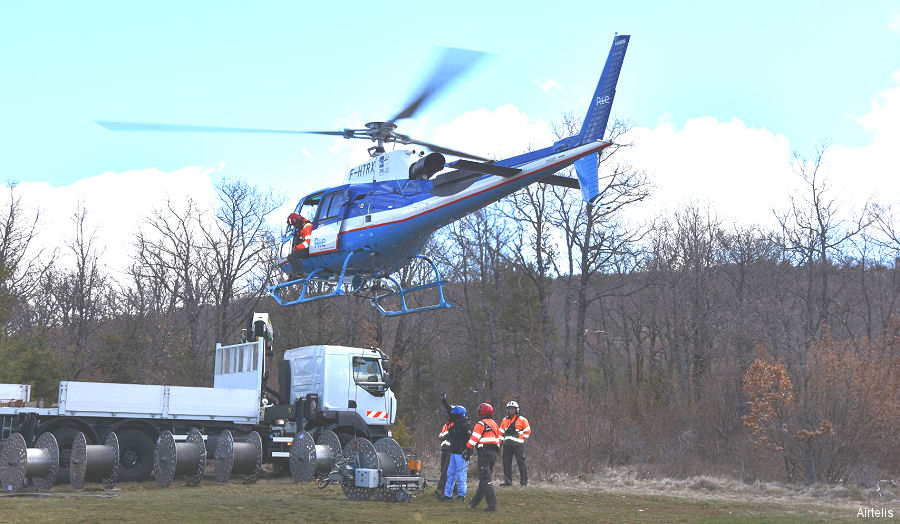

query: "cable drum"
(154, 429), (206, 488)
(70, 432), (119, 490)
(28, 432), (60, 490)
(214, 430), (262, 484)
(341, 437), (378, 501)
(289, 430), (341, 483)
(374, 437), (405, 476)
(315, 431), (341, 474)
(371, 437), (406, 501)
(1, 432), (27, 492)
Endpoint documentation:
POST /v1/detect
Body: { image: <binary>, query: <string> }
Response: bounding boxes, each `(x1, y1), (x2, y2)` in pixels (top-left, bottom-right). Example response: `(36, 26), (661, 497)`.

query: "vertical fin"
(574, 153), (600, 204)
(580, 34), (630, 145)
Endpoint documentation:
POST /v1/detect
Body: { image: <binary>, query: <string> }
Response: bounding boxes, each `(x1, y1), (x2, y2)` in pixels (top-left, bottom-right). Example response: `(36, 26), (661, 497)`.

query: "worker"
(499, 400), (531, 487)
(443, 404), (472, 501)
(288, 212), (313, 258)
(465, 402), (501, 512)
(435, 392), (454, 497)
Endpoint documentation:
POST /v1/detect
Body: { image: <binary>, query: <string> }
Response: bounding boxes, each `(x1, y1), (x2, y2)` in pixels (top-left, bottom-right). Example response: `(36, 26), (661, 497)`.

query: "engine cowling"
(408, 152), (445, 180)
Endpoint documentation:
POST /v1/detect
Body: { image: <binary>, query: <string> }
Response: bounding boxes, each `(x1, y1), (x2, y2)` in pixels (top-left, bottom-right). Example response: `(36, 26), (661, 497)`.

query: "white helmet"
(506, 400), (519, 412)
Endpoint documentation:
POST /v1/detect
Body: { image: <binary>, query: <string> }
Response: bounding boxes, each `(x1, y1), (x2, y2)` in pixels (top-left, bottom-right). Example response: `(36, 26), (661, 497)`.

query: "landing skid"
(369, 255), (451, 317)
(268, 252), (451, 317)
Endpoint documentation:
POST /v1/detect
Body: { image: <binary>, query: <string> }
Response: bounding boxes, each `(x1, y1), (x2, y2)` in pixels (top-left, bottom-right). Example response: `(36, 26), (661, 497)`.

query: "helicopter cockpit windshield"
(297, 194), (321, 225)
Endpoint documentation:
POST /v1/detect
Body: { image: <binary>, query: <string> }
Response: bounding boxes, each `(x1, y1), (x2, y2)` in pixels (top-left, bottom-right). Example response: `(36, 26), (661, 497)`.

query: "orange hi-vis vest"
(499, 414), (531, 445)
(295, 222), (313, 250)
(466, 418), (501, 450)
(439, 421), (452, 449)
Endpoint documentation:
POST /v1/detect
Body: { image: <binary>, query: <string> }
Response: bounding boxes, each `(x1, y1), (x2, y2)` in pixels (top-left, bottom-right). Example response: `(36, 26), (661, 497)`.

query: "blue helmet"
(451, 405), (466, 419)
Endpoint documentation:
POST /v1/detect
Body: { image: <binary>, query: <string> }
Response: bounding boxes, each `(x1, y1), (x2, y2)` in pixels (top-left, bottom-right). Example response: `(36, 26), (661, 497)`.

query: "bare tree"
(202, 178), (284, 343)
(774, 144), (870, 483)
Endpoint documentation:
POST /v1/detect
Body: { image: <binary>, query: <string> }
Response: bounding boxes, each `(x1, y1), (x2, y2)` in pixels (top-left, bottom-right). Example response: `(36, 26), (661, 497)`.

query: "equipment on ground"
(0, 432), (59, 492)
(331, 436), (424, 502)
(0, 313), (418, 500)
(155, 429), (206, 488)
(96, 34), (631, 317)
(70, 431), (119, 490)
(214, 430), (263, 484)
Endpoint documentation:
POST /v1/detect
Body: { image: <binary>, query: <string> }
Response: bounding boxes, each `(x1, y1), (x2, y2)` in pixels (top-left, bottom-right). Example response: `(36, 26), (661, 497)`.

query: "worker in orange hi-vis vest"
(285, 212), (314, 276)
(499, 400), (531, 487)
(465, 402), (501, 512)
(288, 212), (313, 256)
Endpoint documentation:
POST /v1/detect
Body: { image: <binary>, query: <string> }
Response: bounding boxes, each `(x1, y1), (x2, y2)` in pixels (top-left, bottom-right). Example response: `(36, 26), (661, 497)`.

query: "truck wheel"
(116, 429), (156, 482)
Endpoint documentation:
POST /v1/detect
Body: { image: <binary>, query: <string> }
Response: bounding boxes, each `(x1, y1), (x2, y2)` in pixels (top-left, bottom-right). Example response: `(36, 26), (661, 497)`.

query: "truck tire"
(116, 429), (156, 482)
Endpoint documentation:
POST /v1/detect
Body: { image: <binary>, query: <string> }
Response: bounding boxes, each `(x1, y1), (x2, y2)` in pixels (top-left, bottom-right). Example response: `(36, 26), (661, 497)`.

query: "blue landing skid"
(268, 252), (452, 317)
(371, 255), (451, 317)
(268, 249), (358, 307)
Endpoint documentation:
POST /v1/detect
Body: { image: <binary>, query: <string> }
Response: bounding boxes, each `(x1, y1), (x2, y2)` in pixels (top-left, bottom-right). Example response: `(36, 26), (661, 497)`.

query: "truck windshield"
(352, 357), (384, 393)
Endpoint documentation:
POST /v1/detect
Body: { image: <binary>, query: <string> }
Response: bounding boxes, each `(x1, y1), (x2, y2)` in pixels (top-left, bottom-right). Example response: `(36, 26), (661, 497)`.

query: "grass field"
(0, 478), (875, 523)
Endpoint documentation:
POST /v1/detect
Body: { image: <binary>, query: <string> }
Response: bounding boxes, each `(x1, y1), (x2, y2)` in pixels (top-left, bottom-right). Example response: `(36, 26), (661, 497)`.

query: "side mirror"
(383, 371), (393, 388)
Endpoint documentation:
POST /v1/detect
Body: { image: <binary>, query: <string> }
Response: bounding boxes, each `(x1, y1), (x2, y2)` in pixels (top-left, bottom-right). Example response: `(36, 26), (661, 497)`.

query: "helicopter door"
(309, 190), (346, 255)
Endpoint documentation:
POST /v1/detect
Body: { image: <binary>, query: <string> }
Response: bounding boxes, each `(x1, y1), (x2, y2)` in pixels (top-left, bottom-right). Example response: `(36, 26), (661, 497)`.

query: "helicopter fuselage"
(278, 139), (610, 280)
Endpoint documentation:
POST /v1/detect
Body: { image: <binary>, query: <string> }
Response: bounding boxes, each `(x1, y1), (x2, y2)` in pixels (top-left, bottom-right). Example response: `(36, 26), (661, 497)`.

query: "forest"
(2, 130), (898, 487)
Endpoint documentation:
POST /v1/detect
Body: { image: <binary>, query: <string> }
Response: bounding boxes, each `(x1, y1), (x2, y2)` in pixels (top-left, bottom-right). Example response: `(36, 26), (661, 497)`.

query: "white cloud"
(615, 69), (900, 230)
(430, 104), (555, 160)
(828, 69), (900, 210)
(18, 165), (219, 277)
(539, 79), (561, 93)
(618, 117), (794, 229)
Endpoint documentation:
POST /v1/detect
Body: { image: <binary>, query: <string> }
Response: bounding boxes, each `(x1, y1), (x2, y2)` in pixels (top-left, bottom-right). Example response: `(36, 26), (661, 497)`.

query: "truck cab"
(276, 345), (396, 445)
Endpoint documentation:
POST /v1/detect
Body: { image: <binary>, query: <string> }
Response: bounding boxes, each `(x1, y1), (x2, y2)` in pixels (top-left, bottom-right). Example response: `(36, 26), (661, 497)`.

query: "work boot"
(499, 482), (512, 487)
(457, 495), (465, 502)
(484, 506), (497, 512)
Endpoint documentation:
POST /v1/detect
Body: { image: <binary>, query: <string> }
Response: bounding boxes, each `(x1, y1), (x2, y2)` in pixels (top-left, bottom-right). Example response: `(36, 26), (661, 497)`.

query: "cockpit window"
(298, 195), (321, 225)
(352, 357), (385, 394)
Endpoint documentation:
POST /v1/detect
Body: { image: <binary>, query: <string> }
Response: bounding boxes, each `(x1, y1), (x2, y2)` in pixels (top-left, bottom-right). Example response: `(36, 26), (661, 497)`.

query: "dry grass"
(536, 465), (897, 509)
(0, 473), (890, 524)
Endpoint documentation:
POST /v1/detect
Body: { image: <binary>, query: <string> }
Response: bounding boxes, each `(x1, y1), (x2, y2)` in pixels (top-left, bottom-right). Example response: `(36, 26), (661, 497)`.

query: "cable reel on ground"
(289, 430), (341, 483)
(340, 437), (379, 501)
(370, 437), (407, 501)
(70, 431), (119, 490)
(154, 429), (206, 488)
(214, 430), (262, 484)
(0, 432), (59, 492)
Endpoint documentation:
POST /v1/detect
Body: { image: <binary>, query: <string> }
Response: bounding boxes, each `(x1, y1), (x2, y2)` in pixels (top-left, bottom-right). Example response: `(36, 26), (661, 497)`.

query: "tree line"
(2, 132), (898, 486)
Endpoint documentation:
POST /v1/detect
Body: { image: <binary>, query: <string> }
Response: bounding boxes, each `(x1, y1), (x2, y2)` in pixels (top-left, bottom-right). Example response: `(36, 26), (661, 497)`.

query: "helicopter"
(97, 33), (630, 316)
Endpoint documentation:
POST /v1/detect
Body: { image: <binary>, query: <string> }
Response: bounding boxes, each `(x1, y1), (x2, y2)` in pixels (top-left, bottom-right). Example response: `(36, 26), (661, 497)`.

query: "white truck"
(0, 314), (397, 482)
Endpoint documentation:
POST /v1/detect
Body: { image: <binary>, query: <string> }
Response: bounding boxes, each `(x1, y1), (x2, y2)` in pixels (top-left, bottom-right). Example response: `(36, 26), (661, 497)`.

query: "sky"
(2, 1), (900, 272)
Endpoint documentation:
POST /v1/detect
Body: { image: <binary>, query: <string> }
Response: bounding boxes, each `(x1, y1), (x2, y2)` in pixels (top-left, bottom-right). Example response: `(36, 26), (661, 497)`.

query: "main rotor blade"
(406, 137), (489, 162)
(387, 47), (487, 124)
(96, 120), (345, 135)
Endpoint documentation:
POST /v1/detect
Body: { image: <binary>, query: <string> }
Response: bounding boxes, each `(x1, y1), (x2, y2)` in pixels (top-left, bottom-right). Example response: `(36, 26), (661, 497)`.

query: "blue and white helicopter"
(99, 34), (629, 316)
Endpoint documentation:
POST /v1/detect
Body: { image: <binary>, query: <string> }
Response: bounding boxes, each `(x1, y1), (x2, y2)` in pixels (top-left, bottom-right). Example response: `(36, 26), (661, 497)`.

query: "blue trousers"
(444, 453), (468, 497)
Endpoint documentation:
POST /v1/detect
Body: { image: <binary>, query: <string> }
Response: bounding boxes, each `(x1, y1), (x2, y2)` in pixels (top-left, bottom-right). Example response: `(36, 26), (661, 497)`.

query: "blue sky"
(2, 1), (900, 269)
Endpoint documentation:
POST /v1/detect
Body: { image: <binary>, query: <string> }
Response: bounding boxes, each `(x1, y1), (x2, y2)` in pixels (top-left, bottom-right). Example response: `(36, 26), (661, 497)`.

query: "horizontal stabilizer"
(433, 160), (522, 187)
(450, 160), (521, 177)
(541, 175), (579, 189)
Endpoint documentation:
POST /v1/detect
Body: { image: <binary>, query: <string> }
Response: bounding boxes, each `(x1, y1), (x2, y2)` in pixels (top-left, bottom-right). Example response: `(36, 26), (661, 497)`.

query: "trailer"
(1, 314), (401, 484)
